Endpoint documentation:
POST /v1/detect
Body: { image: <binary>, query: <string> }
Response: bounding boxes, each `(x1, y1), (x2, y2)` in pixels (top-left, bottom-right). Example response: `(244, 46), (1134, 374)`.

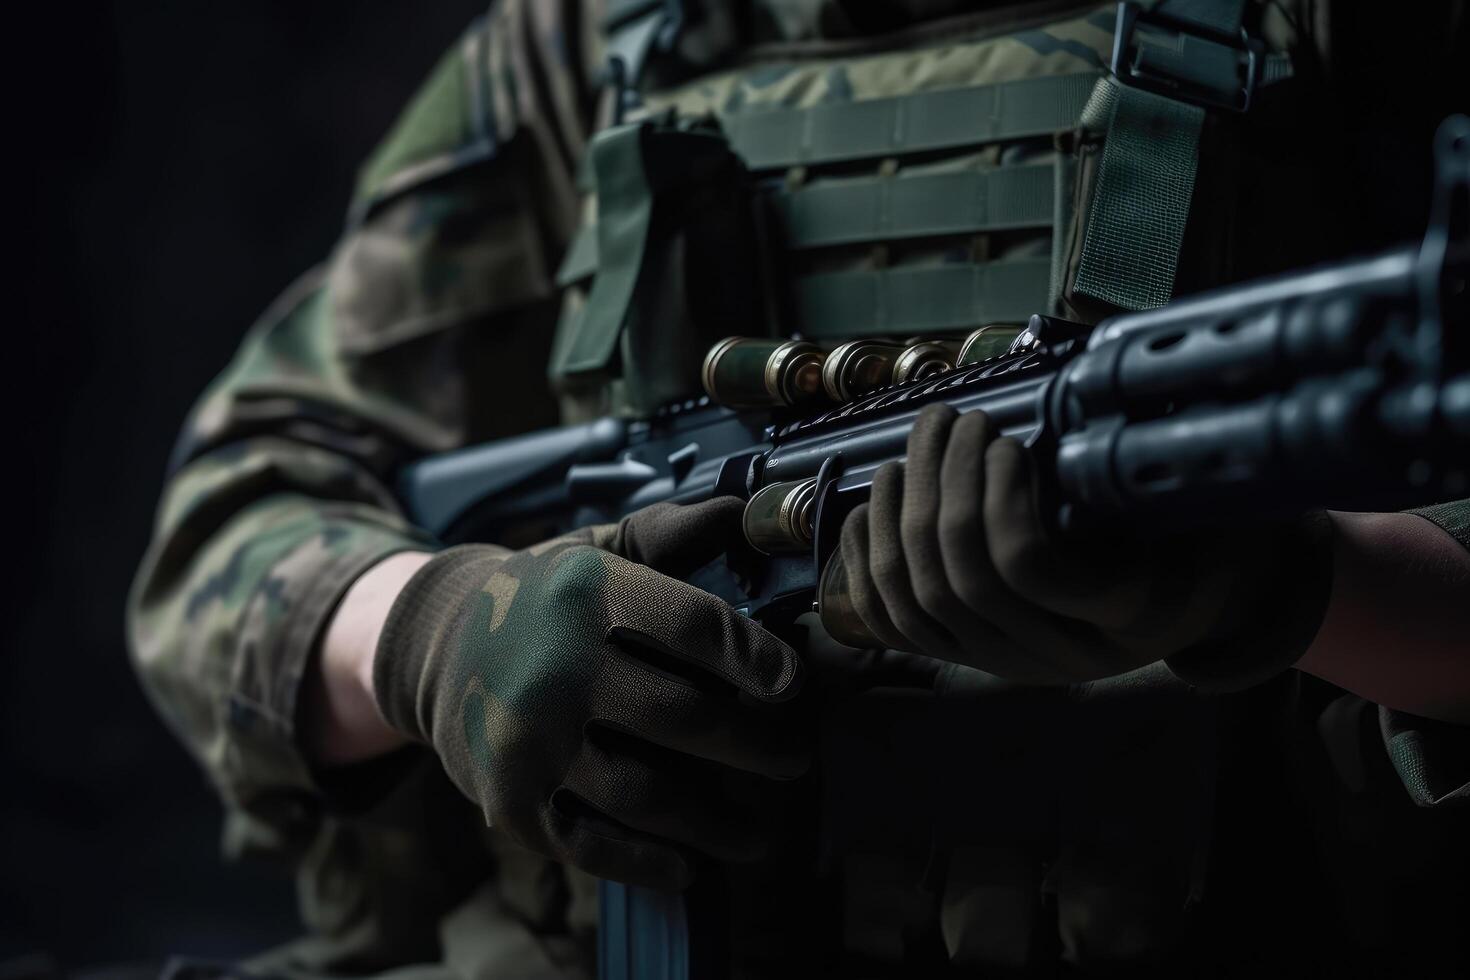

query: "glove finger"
(602, 556), (803, 702)
(593, 657), (810, 779)
(1114, 530), (1272, 659)
(982, 437), (1157, 628)
(979, 450), (1248, 657)
(900, 405), (1028, 668)
(867, 461), (962, 657)
(564, 733), (766, 863)
(836, 503), (912, 652)
(936, 416), (1121, 680)
(545, 797), (695, 892)
(597, 497), (748, 577)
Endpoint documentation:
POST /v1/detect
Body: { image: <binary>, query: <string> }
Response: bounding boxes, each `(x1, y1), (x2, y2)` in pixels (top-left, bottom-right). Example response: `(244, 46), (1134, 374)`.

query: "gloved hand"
(374, 498), (806, 891)
(819, 404), (1334, 688)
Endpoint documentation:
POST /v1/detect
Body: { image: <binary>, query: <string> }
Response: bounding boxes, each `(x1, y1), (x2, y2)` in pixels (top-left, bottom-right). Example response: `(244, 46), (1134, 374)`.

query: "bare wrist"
(305, 550), (434, 765)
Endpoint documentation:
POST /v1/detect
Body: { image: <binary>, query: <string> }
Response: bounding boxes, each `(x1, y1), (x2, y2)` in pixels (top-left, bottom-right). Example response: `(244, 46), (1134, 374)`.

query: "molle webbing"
(557, 161), (1057, 285)
(723, 72), (1100, 171)
(772, 162), (1055, 249)
(555, 72), (1105, 345)
(794, 257), (1053, 338)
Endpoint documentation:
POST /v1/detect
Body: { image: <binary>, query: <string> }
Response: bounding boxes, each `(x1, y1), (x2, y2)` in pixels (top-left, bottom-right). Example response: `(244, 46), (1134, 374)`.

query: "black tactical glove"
(819, 404), (1334, 688)
(375, 498), (806, 891)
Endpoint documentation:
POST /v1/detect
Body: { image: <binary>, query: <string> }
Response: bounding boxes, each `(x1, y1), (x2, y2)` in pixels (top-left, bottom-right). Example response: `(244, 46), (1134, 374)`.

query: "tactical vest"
(548, 0), (1292, 423)
(553, 2), (1303, 977)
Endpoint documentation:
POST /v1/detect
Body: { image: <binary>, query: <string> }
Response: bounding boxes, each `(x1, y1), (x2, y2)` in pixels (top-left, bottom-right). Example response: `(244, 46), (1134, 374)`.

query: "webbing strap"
(795, 258), (1052, 338)
(1075, 0), (1252, 310)
(553, 125), (651, 376)
(723, 73), (1100, 172)
(773, 163), (1055, 249)
(556, 224), (599, 286)
(1072, 79), (1203, 310)
(559, 162), (1058, 279)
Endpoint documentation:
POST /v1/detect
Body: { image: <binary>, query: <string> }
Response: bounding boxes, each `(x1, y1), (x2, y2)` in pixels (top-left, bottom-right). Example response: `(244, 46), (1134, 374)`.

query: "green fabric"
(723, 72), (1100, 172)
(554, 124), (652, 378)
(356, 39), (480, 210)
(564, 162), (1055, 289)
(374, 499), (806, 891)
(1073, 79), (1205, 311)
(556, 225), (601, 287)
(772, 163), (1055, 249)
(553, 117), (764, 416)
(794, 258), (1052, 338)
(818, 404), (1334, 688)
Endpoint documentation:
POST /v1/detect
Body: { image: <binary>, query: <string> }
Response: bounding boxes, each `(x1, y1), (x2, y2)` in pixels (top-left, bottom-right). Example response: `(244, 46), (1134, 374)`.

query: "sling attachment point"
(1076, 0), (1274, 312)
(1111, 1), (1262, 113)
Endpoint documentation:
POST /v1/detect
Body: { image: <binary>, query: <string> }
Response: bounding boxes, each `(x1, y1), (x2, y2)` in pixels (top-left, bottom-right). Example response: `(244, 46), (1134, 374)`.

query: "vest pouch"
(551, 115), (767, 418)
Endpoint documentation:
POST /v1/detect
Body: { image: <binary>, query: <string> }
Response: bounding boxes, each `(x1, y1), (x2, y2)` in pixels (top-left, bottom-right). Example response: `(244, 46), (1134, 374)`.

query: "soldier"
(129, 1), (1469, 977)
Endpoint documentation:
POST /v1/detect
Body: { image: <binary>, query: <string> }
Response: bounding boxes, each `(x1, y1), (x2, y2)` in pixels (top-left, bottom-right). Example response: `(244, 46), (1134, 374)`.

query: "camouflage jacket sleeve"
(127, 0), (598, 860)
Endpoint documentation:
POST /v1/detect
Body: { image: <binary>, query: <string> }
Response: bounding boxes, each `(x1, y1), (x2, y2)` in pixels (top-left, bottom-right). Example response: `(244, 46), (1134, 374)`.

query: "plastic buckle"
(1110, 1), (1262, 112)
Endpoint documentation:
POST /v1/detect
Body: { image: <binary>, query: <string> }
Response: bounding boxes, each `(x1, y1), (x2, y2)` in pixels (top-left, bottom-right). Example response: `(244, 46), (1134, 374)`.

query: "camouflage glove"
(819, 405), (1334, 688)
(374, 498), (806, 891)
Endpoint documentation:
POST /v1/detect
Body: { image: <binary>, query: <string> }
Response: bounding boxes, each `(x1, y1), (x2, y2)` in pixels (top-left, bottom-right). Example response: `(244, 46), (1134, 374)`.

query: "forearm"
(1295, 511), (1470, 724)
(305, 550), (434, 765)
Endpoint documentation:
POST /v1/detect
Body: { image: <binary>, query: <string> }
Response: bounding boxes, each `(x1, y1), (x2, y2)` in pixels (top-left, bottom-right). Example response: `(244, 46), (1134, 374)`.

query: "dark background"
(10, 1), (481, 970)
(7, 0), (1469, 974)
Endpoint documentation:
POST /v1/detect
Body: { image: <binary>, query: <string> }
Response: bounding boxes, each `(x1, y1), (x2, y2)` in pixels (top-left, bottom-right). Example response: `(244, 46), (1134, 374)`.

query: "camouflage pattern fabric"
(373, 499), (805, 891)
(127, 0), (1469, 975)
(128, 0), (601, 972)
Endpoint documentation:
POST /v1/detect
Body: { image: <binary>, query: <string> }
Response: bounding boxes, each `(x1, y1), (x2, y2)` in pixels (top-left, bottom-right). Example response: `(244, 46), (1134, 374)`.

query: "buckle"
(1110, 1), (1262, 112)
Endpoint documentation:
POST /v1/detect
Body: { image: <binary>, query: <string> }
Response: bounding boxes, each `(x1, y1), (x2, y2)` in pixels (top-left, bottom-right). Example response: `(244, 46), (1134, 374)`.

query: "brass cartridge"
(702, 337), (827, 408)
(742, 478), (818, 555)
(956, 324), (1025, 365)
(892, 340), (964, 384)
(821, 341), (907, 402)
(764, 340), (828, 407)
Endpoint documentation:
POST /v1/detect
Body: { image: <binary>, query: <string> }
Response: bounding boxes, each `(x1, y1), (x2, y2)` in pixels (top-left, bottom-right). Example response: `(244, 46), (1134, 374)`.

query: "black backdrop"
(10, 1), (481, 969)
(8, 0), (1469, 973)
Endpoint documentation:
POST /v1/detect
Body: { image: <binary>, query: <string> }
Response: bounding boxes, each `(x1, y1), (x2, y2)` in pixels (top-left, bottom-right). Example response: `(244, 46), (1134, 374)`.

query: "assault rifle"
(397, 116), (1468, 980)
(401, 116), (1469, 629)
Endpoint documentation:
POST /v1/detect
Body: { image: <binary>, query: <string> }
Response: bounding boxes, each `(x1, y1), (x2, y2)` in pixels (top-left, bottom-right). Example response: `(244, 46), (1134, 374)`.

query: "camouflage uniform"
(128, 0), (1470, 976)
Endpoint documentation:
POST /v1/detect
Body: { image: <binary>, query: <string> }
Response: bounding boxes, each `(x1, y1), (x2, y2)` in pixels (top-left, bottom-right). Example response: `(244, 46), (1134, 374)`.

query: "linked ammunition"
(702, 337), (827, 408)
